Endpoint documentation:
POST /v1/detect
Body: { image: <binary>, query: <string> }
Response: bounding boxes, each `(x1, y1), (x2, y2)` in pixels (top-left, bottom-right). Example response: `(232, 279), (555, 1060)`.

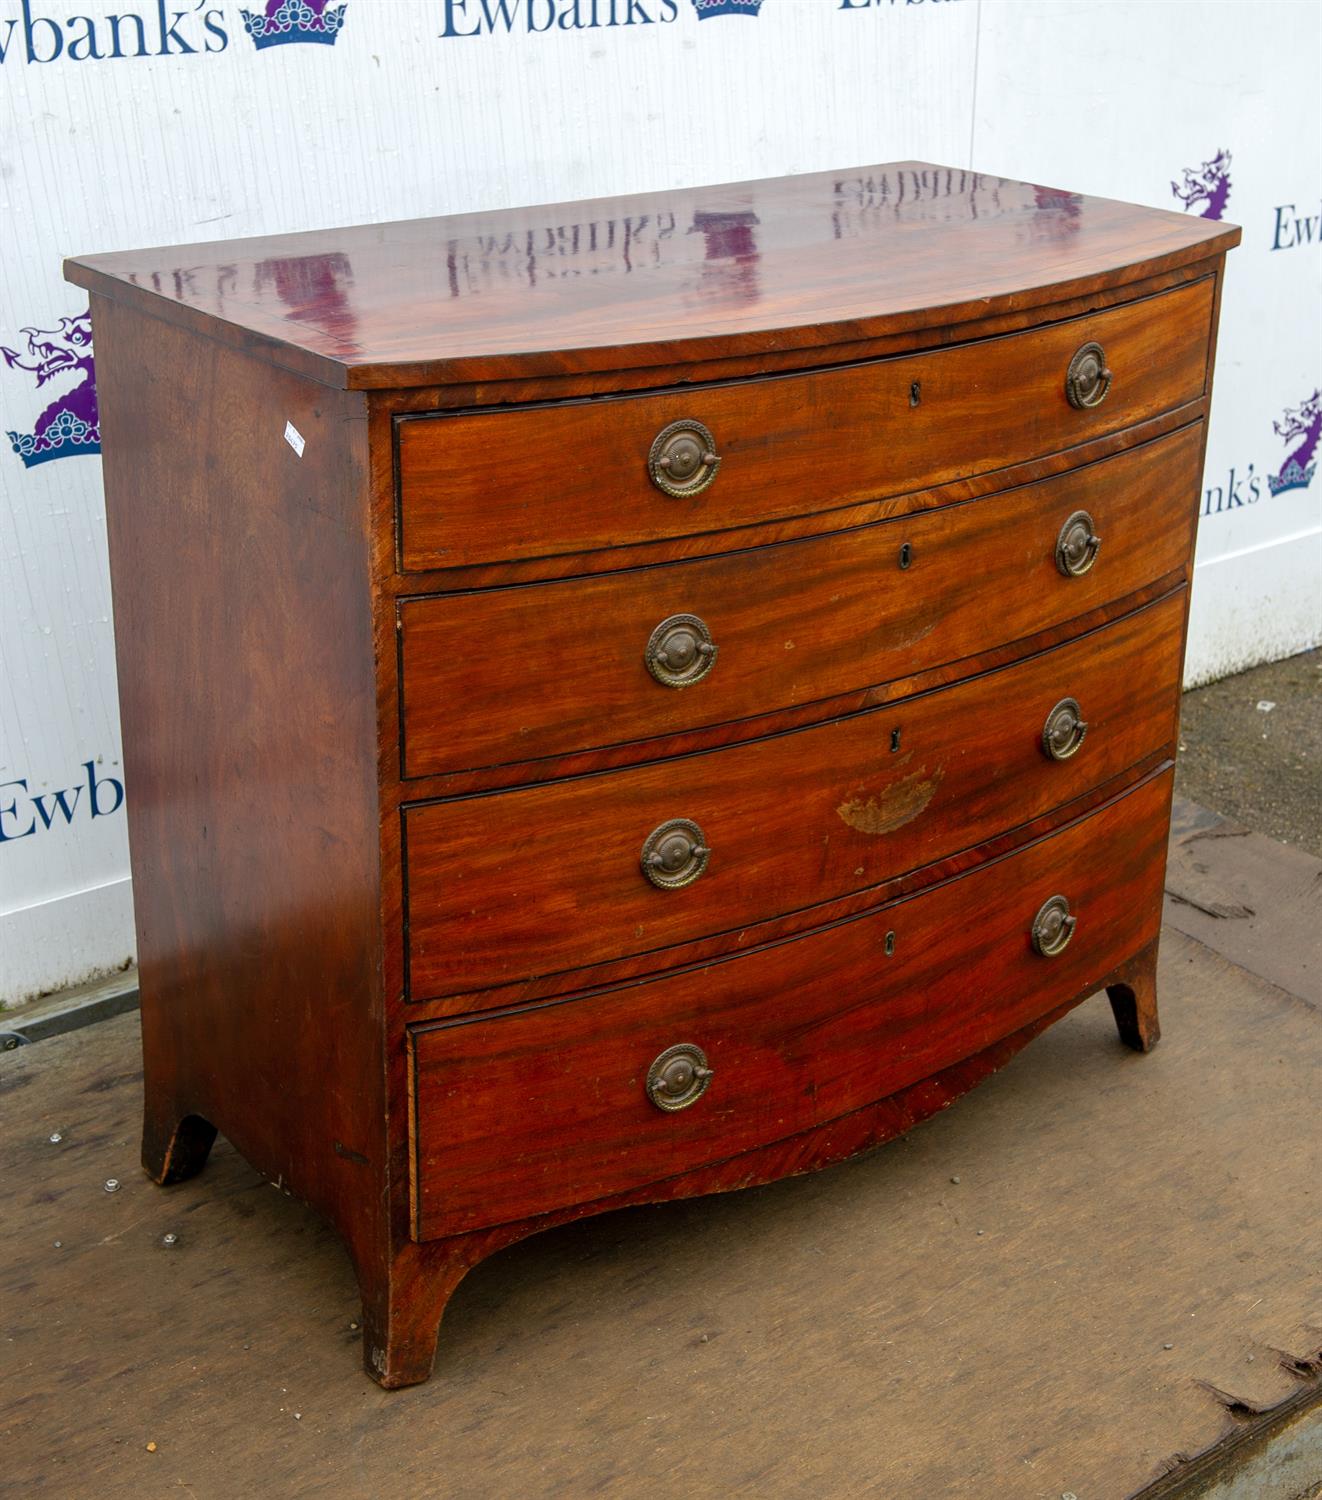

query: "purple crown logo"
(241, 0), (346, 49)
(3, 310), (99, 469)
(1268, 389), (1320, 497)
(692, 0), (763, 18)
(1171, 149), (1232, 221)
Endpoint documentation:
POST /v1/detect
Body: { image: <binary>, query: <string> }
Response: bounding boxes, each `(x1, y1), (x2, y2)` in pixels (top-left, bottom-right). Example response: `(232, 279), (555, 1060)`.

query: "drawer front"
(404, 592), (1184, 999)
(396, 278), (1213, 572)
(401, 424), (1201, 778)
(409, 768), (1173, 1238)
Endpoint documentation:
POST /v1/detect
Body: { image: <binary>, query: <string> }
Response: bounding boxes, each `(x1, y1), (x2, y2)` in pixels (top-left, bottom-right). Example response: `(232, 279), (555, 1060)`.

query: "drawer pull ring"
(646, 613), (718, 688)
(649, 419), (722, 498)
(646, 1043), (714, 1113)
(1031, 895), (1077, 957)
(1066, 342), (1113, 409)
(1042, 697), (1089, 761)
(1055, 510), (1102, 577)
(642, 818), (711, 890)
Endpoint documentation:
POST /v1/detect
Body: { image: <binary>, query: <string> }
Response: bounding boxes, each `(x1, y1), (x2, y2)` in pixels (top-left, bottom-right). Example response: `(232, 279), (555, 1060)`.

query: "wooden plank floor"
(2, 800), (1319, 1499)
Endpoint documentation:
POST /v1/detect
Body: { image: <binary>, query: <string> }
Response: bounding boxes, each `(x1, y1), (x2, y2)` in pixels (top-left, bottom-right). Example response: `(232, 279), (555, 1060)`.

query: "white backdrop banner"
(2, 0), (1318, 1002)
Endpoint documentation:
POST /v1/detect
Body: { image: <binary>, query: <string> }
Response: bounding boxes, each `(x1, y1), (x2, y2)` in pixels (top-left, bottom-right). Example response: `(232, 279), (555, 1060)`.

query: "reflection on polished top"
(64, 161), (1239, 390)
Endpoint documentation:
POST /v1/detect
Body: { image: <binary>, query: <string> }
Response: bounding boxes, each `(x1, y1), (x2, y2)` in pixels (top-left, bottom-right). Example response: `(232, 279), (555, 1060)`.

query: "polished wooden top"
(65, 162), (1239, 390)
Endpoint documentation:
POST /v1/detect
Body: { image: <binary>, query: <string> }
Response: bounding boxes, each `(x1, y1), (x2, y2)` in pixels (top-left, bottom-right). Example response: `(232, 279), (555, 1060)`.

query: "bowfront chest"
(66, 163), (1239, 1387)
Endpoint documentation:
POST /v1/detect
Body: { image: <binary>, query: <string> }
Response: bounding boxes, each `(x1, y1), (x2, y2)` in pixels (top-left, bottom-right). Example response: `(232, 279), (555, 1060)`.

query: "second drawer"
(399, 424), (1201, 779)
(403, 591), (1184, 1000)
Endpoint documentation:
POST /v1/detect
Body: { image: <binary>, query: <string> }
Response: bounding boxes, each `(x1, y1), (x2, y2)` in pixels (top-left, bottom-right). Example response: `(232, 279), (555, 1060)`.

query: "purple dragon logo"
(1171, 149), (1232, 221)
(241, 0), (346, 48)
(3, 310), (99, 469)
(692, 0), (762, 17)
(1268, 390), (1320, 497)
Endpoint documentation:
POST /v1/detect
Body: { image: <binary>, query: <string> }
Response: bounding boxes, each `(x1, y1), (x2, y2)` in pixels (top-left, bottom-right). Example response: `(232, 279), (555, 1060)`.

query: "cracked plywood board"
(1, 852), (1320, 1497)
(1139, 1389), (1322, 1500)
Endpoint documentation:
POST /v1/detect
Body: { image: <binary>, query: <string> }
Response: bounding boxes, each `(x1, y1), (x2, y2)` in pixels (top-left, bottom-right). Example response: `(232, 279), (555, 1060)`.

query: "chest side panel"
(92, 294), (385, 1263)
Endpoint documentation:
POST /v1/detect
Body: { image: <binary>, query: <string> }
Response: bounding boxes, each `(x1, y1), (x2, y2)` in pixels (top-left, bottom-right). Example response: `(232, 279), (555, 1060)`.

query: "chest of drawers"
(66, 162), (1239, 1387)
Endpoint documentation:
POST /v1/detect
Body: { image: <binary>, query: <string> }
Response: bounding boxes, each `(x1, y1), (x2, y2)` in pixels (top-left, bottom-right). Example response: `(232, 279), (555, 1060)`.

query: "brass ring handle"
(646, 613), (718, 689)
(1042, 697), (1089, 761)
(649, 419), (721, 498)
(1066, 342), (1113, 410)
(641, 818), (711, 890)
(659, 450), (718, 470)
(1055, 510), (1102, 578)
(1031, 894), (1077, 957)
(646, 1043), (714, 1112)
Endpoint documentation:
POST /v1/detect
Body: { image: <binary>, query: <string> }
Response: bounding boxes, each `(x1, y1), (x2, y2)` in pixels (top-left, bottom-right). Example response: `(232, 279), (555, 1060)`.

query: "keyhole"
(899, 542), (912, 571)
(909, 380), (921, 408)
(890, 727), (902, 753)
(884, 931), (897, 956)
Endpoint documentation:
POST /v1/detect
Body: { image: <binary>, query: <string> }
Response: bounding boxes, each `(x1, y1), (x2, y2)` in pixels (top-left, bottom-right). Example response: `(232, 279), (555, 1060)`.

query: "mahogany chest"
(66, 163), (1239, 1387)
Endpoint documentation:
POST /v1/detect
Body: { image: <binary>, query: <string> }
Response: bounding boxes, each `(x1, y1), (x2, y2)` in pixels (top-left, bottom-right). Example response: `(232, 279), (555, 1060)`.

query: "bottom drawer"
(409, 768), (1173, 1240)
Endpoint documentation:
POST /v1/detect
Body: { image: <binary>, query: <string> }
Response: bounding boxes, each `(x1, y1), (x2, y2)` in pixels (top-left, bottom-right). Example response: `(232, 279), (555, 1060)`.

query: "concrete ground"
(1177, 647), (1322, 858)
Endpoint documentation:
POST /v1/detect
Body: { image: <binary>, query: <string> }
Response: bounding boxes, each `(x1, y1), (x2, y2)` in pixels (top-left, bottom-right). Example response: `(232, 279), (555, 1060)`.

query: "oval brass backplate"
(1066, 341), (1112, 410)
(1031, 894), (1077, 957)
(641, 818), (711, 890)
(648, 419), (721, 498)
(1042, 697), (1088, 762)
(646, 1042), (713, 1112)
(1055, 510), (1102, 578)
(645, 613), (717, 689)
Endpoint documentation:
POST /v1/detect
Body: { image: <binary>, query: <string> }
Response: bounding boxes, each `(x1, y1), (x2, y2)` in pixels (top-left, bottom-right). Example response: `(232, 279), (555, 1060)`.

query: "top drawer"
(396, 278), (1214, 572)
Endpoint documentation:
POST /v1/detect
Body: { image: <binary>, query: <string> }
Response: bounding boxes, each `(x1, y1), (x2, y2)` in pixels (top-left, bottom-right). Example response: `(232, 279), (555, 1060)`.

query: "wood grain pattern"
(395, 277), (1213, 571)
(404, 594), (1183, 999)
(64, 162), (1238, 390)
(87, 295), (387, 1290)
(400, 424), (1203, 778)
(384, 402), (1207, 601)
(398, 752), (1174, 1023)
(410, 769), (1173, 1239)
(69, 166), (1233, 1390)
(372, 260), (1221, 426)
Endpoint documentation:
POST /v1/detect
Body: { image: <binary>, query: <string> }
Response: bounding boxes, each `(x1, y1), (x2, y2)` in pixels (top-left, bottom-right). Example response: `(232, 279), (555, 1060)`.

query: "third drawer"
(403, 590), (1185, 1001)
